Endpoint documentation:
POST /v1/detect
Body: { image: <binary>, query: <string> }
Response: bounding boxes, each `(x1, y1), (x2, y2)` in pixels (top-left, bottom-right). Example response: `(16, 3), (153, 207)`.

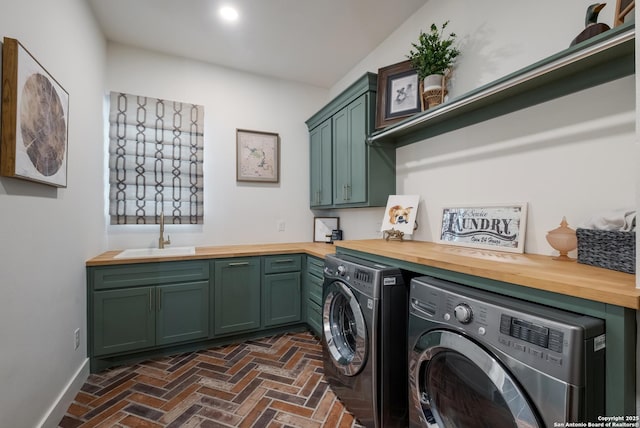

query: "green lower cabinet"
(305, 256), (325, 337)
(156, 281), (209, 345)
(307, 302), (322, 337)
(263, 272), (301, 327)
(93, 281), (210, 356)
(214, 258), (261, 336)
(93, 286), (155, 356)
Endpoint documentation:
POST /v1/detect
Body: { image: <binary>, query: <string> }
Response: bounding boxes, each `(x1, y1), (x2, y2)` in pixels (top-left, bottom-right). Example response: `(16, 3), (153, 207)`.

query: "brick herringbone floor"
(58, 331), (365, 427)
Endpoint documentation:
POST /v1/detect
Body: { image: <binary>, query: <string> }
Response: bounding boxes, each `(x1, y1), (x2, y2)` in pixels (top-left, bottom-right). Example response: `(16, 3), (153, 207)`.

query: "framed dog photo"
(438, 203), (528, 253)
(380, 195), (420, 236)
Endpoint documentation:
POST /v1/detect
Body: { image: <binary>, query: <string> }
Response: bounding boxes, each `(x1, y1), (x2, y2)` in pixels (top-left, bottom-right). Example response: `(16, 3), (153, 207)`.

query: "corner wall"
(333, 0), (638, 416)
(105, 43), (328, 249)
(0, 0), (107, 426)
(330, 0), (634, 258)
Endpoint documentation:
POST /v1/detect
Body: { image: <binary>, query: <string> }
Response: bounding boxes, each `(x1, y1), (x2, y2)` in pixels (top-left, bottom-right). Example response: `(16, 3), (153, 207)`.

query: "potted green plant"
(408, 21), (461, 106)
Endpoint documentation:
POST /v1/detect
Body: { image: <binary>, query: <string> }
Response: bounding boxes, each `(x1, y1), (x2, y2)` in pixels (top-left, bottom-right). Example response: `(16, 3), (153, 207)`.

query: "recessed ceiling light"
(219, 5), (239, 22)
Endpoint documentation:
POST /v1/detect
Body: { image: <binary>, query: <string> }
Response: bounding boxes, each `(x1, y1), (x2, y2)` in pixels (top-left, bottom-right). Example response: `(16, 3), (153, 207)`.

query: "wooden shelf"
(368, 22), (635, 147)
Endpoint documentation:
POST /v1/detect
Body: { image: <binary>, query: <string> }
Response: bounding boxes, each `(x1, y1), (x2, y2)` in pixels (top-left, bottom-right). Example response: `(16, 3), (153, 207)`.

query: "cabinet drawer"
(92, 261), (209, 290)
(307, 274), (323, 306)
(306, 256), (325, 279)
(309, 287), (322, 306)
(263, 254), (302, 274)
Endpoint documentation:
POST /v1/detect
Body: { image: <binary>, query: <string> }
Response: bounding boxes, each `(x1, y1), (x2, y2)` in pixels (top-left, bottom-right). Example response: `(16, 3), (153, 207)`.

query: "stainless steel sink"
(114, 246), (196, 259)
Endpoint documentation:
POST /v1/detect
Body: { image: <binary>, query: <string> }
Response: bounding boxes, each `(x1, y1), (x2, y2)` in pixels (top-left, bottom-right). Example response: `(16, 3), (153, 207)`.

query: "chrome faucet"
(158, 212), (171, 249)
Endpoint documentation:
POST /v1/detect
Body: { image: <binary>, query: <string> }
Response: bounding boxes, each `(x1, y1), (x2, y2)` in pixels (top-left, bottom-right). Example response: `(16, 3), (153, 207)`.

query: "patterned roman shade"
(108, 92), (204, 224)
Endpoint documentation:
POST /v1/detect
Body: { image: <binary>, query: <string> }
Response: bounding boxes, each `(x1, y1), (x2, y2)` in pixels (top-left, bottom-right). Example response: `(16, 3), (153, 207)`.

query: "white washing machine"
(322, 253), (408, 427)
(408, 276), (606, 428)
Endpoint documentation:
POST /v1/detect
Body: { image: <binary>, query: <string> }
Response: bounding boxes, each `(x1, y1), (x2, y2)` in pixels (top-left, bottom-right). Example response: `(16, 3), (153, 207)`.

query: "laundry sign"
(439, 203), (528, 253)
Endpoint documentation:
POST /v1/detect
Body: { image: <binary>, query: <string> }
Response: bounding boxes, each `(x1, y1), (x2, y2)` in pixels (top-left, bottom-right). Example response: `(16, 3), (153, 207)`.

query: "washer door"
(323, 280), (368, 376)
(411, 329), (541, 428)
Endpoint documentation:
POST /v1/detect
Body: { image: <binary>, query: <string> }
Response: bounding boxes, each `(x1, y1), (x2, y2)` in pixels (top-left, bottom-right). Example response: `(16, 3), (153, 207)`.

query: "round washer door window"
(413, 330), (541, 428)
(322, 280), (367, 376)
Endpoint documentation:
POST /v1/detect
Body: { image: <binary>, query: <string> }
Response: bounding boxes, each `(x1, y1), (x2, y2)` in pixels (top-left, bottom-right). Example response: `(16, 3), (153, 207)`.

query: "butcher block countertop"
(86, 239), (638, 309)
(334, 239), (639, 310)
(86, 242), (336, 266)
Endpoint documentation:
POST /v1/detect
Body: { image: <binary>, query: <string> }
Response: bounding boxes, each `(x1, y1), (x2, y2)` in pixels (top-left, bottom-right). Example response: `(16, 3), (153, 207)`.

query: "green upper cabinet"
(309, 118), (332, 208)
(306, 72), (395, 209)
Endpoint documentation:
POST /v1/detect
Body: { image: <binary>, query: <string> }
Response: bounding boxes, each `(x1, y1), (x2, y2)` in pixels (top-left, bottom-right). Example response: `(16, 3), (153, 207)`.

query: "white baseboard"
(37, 358), (89, 428)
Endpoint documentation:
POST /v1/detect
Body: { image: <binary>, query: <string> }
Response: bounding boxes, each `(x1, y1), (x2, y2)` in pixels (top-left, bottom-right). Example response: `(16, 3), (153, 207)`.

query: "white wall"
(330, 0), (635, 259)
(333, 0), (638, 414)
(105, 43), (328, 249)
(0, 0), (106, 427)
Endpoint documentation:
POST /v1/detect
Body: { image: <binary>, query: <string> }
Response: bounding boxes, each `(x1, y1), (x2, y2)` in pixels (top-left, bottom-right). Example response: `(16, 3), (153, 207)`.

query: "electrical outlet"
(278, 221), (285, 232)
(74, 328), (80, 350)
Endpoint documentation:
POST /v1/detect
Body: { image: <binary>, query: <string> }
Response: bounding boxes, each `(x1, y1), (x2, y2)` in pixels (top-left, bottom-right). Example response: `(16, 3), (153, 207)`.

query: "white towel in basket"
(582, 208), (636, 232)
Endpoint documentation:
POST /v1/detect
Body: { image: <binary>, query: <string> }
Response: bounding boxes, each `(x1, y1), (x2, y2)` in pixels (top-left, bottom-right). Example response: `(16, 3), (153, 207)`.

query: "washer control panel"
(323, 254), (404, 299)
(409, 276), (605, 383)
(499, 315), (564, 353)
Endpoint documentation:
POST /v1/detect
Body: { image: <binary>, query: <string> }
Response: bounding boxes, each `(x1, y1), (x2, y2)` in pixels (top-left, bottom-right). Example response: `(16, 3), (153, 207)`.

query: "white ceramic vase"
(423, 74), (444, 91)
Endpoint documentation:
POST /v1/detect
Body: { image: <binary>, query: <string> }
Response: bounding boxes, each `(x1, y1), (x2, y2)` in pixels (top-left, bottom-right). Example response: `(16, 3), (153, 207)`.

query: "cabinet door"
(156, 281), (209, 346)
(305, 271), (324, 337)
(93, 287), (155, 356)
(333, 94), (368, 205)
(214, 258), (261, 335)
(309, 118), (333, 207)
(304, 256), (324, 337)
(263, 272), (301, 327)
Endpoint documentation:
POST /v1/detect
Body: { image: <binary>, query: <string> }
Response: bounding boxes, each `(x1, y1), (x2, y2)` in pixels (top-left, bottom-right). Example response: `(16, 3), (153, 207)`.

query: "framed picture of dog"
(380, 195), (420, 237)
(375, 60), (421, 129)
(438, 203), (528, 253)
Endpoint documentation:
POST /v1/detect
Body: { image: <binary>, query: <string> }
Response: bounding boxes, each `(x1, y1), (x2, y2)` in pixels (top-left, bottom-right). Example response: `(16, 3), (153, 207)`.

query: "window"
(108, 92), (204, 224)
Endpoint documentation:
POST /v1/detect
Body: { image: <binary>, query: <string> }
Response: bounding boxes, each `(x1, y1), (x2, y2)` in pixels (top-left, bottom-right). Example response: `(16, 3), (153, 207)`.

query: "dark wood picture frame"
(614, 0), (635, 25)
(236, 128), (280, 183)
(375, 60), (421, 129)
(1, 37), (69, 187)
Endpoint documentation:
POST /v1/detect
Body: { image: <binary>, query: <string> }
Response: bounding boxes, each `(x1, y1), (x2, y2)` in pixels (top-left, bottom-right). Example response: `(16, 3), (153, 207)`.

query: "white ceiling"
(87, 0), (428, 88)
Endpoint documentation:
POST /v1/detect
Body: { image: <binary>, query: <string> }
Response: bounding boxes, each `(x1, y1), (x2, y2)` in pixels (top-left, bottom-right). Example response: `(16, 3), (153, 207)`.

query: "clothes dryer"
(322, 254), (408, 427)
(408, 276), (605, 428)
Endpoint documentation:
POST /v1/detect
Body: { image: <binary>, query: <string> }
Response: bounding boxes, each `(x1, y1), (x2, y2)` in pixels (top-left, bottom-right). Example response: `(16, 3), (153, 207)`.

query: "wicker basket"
(576, 228), (636, 274)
